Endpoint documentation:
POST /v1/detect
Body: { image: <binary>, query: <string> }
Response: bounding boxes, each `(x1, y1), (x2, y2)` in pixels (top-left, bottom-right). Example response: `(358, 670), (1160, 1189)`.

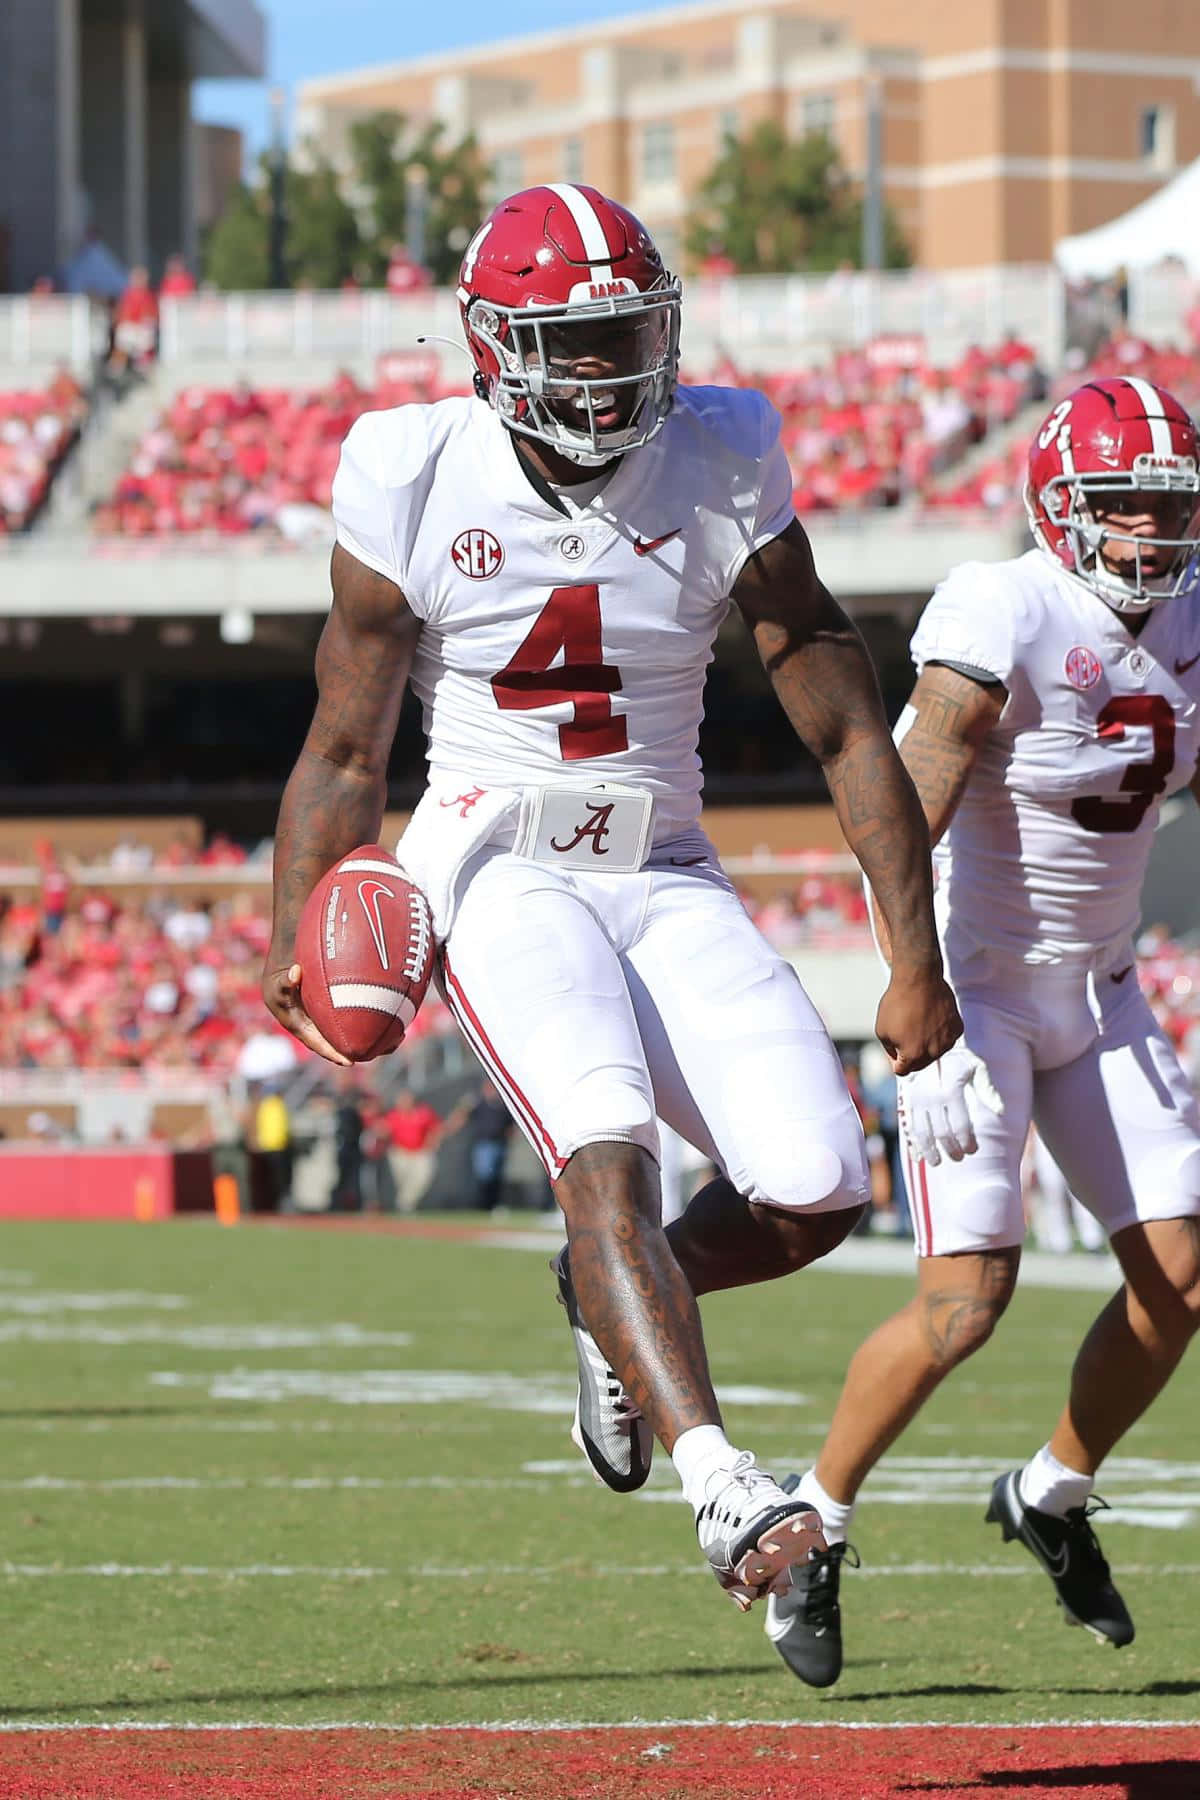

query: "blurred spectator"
(108, 266), (159, 381)
(465, 1080), (513, 1213)
(382, 1086), (445, 1213)
(386, 244), (432, 295)
(332, 1077), (366, 1211)
(250, 1080), (292, 1213)
(159, 255), (197, 298)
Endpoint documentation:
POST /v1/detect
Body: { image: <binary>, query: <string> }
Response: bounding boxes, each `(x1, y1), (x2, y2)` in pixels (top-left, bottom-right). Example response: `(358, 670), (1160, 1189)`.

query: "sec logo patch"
(1064, 645), (1102, 690)
(451, 528), (504, 580)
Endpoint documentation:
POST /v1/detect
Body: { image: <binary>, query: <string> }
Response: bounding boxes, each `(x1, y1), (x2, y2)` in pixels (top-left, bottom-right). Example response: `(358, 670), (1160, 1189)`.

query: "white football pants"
(904, 945), (1200, 1256)
(439, 832), (869, 1215)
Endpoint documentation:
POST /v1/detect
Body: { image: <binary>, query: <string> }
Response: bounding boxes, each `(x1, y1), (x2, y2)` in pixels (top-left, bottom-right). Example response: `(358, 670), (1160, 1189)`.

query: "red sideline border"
(0, 1724), (1196, 1799)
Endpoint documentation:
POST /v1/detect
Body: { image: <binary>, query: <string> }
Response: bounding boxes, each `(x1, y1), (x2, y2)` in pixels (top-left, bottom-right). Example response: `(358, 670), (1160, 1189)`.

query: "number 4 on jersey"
(492, 584), (628, 760)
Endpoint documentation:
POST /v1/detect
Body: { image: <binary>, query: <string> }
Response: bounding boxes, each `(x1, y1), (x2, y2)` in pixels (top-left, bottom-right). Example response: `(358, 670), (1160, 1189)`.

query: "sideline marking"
(0, 1718), (1192, 1733)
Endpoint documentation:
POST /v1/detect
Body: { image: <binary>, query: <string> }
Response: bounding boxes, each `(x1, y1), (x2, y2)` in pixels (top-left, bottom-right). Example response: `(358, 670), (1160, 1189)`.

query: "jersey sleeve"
(330, 413), (409, 596)
(910, 563), (1017, 687)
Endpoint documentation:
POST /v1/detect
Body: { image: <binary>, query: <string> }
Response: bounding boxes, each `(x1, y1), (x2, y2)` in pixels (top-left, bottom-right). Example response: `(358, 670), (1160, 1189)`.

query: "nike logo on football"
(357, 880), (395, 972)
(633, 529), (682, 556)
(1174, 653), (1200, 675)
(1111, 965), (1134, 983)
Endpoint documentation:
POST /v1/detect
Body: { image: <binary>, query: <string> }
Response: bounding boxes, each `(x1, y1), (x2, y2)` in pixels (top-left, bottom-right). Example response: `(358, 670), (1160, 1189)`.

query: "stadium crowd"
(2, 842), (1198, 1094)
(89, 333), (1047, 540)
(0, 370), (88, 533)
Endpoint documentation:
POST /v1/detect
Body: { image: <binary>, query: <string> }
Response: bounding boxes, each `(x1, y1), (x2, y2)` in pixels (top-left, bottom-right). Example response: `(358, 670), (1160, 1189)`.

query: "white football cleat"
(695, 1453), (827, 1611)
(553, 1247), (654, 1493)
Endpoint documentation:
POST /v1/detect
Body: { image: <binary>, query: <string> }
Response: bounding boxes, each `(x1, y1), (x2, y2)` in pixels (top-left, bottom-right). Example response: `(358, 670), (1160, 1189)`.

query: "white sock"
(671, 1424), (740, 1512)
(1018, 1444), (1093, 1518)
(796, 1467), (854, 1544)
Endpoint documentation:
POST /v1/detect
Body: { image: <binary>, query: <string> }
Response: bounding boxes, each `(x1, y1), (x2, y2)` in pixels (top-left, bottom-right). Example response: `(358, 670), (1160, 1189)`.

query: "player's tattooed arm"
(264, 544), (420, 1058)
(901, 662), (1006, 849)
(734, 520), (962, 1071)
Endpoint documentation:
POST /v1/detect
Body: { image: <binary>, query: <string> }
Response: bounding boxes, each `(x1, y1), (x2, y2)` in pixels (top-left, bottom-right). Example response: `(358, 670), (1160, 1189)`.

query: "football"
(293, 844), (435, 1062)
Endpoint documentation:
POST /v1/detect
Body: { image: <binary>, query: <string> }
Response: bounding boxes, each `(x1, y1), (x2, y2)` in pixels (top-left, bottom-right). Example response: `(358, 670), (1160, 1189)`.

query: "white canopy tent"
(1056, 159), (1200, 280)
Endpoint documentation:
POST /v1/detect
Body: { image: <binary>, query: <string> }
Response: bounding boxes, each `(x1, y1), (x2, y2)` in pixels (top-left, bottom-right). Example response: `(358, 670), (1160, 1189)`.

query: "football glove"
(897, 1044), (1004, 1166)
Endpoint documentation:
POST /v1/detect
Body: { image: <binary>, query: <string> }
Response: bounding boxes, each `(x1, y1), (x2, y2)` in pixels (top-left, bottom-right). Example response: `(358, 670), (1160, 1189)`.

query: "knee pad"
(737, 1127), (868, 1213)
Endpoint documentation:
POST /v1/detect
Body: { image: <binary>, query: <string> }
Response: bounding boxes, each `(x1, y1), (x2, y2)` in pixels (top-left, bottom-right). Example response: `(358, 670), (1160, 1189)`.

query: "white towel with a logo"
(394, 778), (519, 941)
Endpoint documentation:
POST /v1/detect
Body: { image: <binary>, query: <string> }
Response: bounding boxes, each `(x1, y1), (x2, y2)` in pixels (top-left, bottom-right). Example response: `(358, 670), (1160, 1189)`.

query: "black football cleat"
(763, 1473), (859, 1685)
(986, 1469), (1134, 1646)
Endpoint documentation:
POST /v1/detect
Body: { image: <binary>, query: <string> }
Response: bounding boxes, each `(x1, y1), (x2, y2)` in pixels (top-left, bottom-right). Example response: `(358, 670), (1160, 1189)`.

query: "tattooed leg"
(813, 1247), (1020, 1503)
(666, 1176), (865, 1295)
(555, 1142), (722, 1452)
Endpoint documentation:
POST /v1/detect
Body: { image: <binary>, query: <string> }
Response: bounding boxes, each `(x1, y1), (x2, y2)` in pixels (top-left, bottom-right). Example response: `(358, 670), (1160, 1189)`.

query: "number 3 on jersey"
(1072, 694), (1176, 834)
(491, 584), (628, 760)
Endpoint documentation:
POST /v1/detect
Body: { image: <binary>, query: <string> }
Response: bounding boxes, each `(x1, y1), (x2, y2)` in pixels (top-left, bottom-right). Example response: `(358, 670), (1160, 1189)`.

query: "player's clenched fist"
(874, 964), (963, 1077)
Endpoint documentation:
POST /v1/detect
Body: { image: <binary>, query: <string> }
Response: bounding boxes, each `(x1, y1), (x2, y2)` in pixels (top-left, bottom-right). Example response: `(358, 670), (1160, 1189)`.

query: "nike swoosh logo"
(633, 529), (682, 557)
(1175, 653), (1200, 674)
(357, 879), (395, 972)
(1111, 965), (1134, 983)
(668, 855), (707, 866)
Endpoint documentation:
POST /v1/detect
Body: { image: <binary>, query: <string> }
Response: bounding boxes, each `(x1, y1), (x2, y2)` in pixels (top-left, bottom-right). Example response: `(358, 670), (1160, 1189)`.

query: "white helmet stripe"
(1124, 375), (1174, 459)
(545, 182), (614, 283)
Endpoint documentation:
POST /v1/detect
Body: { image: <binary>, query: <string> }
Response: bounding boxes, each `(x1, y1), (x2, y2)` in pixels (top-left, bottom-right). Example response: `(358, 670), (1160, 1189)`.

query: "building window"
(563, 136), (584, 184)
(641, 121), (676, 184)
(1140, 104), (1175, 170)
(490, 149), (524, 195)
(716, 108), (739, 148)
(802, 93), (836, 138)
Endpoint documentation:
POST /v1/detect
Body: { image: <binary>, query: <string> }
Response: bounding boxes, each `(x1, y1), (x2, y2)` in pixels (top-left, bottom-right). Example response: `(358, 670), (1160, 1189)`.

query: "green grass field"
(1, 1218), (1197, 1729)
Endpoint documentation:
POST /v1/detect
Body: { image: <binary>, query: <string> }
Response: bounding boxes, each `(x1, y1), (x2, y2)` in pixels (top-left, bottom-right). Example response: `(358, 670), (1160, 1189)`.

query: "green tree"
(346, 111), (490, 286)
(204, 183), (271, 290)
(284, 158), (361, 289)
(204, 154), (361, 291)
(685, 122), (909, 274)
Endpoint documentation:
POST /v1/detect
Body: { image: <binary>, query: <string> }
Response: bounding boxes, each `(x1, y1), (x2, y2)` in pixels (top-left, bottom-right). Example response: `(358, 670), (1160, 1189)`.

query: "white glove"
(897, 1045), (1004, 1166)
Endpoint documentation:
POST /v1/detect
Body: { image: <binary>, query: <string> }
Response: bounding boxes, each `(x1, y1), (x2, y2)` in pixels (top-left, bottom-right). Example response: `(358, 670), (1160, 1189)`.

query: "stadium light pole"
(268, 85), (289, 290)
(862, 74), (884, 273)
(405, 162), (429, 273)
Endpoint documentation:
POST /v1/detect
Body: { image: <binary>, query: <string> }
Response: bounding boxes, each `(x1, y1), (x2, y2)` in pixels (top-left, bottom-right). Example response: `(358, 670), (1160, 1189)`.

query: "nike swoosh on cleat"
(633, 529), (682, 556)
(1175, 652), (1200, 675)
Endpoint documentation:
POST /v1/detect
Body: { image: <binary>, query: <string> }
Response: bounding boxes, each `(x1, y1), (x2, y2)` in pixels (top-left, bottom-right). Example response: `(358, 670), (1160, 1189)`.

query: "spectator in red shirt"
(159, 255), (196, 298)
(383, 1087), (444, 1212)
(385, 245), (432, 295)
(110, 267), (159, 377)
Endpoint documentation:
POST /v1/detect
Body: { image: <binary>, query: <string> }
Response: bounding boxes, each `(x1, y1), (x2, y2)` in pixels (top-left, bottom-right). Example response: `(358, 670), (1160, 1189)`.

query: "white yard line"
(4, 1560), (1198, 1580)
(0, 1718), (1191, 1732)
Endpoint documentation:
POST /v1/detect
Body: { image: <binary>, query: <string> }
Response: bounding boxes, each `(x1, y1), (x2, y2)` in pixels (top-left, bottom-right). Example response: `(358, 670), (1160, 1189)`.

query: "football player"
(768, 375), (1200, 1683)
(262, 185), (959, 1612)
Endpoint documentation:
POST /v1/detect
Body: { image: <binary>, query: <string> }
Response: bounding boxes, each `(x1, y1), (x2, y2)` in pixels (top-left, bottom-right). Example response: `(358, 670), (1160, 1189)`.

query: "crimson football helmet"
(457, 184), (681, 466)
(1025, 376), (1200, 612)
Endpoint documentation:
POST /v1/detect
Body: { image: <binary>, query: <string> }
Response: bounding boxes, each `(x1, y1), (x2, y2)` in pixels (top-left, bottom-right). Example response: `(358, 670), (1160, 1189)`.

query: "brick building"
(294, 0), (1200, 271)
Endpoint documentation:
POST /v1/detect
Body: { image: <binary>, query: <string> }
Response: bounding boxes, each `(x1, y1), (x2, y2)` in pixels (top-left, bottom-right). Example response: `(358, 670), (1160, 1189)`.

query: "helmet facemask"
(1030, 461), (1200, 614)
(468, 282), (681, 467)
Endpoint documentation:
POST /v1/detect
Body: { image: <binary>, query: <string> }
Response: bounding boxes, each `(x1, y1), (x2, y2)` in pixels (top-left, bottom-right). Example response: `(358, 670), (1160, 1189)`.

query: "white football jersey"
(330, 387), (793, 840)
(911, 548), (1200, 962)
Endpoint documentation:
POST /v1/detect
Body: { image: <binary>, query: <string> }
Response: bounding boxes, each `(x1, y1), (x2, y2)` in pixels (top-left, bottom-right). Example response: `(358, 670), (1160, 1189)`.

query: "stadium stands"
(92, 335), (1043, 538)
(0, 370), (87, 533)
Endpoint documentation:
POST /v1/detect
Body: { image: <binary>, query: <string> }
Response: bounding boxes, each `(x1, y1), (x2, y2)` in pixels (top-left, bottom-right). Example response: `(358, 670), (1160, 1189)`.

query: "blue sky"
(194, 0), (666, 165)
